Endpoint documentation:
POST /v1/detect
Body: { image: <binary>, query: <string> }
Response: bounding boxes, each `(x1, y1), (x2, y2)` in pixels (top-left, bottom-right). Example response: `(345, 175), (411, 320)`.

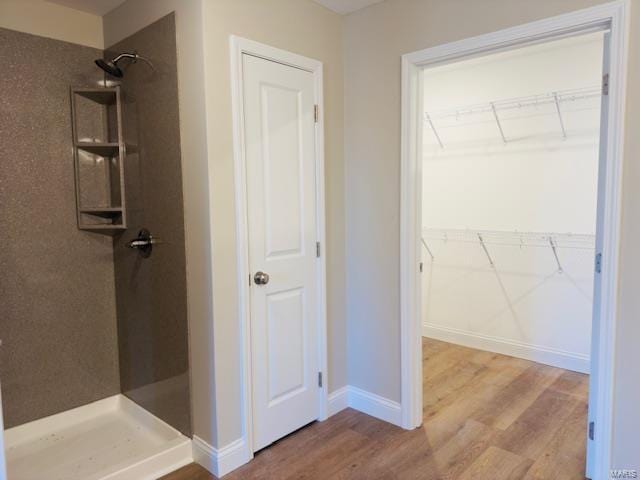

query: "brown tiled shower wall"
(108, 14), (191, 437)
(0, 14), (191, 435)
(0, 27), (120, 428)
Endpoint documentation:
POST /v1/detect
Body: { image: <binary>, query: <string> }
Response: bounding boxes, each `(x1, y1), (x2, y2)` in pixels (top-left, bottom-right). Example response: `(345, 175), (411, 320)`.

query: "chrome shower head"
(95, 52), (154, 78)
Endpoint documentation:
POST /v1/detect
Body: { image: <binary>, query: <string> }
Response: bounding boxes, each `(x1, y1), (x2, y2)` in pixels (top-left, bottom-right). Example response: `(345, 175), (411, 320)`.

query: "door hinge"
(602, 73), (609, 95)
(316, 241), (321, 258)
(589, 421), (595, 441)
(318, 372), (323, 388)
(314, 104), (319, 123)
(419, 262), (424, 273)
(595, 252), (602, 274)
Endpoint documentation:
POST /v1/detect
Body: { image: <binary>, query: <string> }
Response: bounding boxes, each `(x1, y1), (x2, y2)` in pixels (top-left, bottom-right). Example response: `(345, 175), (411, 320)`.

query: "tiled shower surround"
(0, 27), (120, 428)
(109, 13), (191, 437)
(0, 14), (191, 436)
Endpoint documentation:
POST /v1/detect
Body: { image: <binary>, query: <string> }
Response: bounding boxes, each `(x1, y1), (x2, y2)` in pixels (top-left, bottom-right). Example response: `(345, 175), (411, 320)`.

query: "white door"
(242, 53), (320, 451)
(586, 31), (610, 479)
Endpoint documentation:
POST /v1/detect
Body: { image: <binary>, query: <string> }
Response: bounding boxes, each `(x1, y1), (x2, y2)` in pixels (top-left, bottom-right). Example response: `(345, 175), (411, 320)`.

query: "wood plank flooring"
(161, 338), (589, 479)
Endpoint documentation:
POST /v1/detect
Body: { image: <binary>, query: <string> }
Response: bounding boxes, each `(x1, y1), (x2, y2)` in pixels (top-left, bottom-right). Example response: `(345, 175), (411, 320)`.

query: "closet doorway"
(400, 3), (629, 479)
(421, 30), (603, 474)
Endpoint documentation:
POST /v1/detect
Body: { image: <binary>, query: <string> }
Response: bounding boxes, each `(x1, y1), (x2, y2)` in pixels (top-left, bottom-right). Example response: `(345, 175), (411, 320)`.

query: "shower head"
(95, 58), (123, 77)
(95, 52), (154, 78)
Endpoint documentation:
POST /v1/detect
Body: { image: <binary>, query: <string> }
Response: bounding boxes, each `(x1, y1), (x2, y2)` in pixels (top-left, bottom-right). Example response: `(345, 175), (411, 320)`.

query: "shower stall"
(0, 13), (192, 480)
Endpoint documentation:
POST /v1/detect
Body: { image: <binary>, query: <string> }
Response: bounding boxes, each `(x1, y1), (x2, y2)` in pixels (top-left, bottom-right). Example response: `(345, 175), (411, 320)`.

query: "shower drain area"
(5, 395), (192, 480)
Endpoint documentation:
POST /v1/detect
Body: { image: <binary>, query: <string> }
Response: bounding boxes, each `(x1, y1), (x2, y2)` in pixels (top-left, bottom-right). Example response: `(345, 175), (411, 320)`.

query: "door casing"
(230, 35), (328, 459)
(400, 2), (630, 479)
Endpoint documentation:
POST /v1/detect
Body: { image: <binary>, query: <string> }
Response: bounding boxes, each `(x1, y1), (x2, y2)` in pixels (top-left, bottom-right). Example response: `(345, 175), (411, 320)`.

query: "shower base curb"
(5, 394), (193, 480)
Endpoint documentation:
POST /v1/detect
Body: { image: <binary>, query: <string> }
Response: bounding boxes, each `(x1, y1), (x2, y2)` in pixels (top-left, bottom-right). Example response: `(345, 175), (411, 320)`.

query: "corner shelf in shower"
(70, 86), (127, 234)
(75, 141), (120, 156)
(78, 207), (124, 218)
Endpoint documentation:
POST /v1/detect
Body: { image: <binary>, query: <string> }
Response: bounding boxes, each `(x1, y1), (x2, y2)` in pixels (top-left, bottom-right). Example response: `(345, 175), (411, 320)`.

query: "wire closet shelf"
(424, 85), (601, 148)
(421, 229), (595, 273)
(422, 228), (595, 249)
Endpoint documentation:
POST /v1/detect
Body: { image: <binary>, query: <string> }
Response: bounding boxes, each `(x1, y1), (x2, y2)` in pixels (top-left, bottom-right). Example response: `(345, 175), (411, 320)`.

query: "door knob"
(254, 271), (270, 285)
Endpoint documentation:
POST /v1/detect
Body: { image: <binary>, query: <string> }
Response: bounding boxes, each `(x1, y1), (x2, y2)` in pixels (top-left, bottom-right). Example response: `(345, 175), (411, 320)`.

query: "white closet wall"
(421, 33), (604, 373)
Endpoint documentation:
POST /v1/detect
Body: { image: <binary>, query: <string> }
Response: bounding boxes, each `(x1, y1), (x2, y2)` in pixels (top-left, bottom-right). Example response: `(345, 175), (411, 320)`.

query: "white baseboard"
(327, 386), (402, 427)
(327, 386), (349, 416)
(348, 386), (403, 426)
(194, 387), (400, 478)
(192, 435), (251, 478)
(422, 323), (590, 374)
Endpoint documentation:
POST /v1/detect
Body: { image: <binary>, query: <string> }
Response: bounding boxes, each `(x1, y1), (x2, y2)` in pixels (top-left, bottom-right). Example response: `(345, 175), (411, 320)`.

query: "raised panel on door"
(261, 84), (305, 259)
(266, 288), (306, 405)
(242, 53), (319, 451)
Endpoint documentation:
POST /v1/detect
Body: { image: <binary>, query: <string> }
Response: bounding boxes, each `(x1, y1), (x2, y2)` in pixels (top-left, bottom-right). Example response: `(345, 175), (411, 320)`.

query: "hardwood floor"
(161, 338), (589, 479)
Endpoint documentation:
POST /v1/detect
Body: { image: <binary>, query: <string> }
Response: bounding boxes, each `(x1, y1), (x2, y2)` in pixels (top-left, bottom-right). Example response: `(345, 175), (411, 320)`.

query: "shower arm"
(112, 53), (155, 70)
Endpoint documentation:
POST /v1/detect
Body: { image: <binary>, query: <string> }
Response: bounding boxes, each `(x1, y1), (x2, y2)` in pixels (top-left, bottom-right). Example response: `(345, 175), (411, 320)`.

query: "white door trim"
(400, 2), (629, 479)
(229, 35), (328, 459)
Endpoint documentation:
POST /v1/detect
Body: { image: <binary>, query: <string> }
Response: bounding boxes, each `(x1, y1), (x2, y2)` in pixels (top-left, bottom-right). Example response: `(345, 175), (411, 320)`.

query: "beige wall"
(344, 0), (639, 470)
(202, 0), (346, 445)
(0, 0), (103, 48)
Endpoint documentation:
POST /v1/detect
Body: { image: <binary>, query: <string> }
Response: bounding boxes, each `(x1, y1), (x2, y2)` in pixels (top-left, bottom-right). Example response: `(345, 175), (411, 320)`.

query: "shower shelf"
(75, 141), (120, 156)
(74, 88), (117, 105)
(82, 224), (127, 234)
(79, 207), (124, 218)
(70, 86), (127, 235)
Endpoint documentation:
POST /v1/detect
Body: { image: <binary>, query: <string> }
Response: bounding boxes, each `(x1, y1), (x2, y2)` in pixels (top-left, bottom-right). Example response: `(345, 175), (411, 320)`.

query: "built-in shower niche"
(71, 87), (127, 234)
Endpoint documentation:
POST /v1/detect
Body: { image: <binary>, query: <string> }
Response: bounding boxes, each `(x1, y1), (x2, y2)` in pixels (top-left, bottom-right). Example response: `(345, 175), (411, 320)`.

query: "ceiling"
(313, 0), (384, 14)
(46, 0), (383, 17)
(46, 0), (126, 16)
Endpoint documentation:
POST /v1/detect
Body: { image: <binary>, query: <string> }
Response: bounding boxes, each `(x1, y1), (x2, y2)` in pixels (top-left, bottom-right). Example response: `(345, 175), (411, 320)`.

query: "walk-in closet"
(421, 32), (605, 374)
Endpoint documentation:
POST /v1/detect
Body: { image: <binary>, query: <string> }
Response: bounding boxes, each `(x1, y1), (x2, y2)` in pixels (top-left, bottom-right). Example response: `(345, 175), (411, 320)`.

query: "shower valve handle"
(126, 228), (161, 258)
(127, 237), (161, 248)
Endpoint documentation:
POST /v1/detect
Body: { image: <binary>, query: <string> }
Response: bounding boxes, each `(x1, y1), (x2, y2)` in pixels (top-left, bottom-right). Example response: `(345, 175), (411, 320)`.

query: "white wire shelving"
(422, 228), (595, 248)
(421, 228), (596, 272)
(424, 85), (602, 148)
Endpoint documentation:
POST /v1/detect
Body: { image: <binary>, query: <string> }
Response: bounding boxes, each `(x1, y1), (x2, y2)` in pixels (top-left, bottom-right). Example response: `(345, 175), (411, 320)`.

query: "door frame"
(229, 35), (329, 455)
(399, 1), (629, 478)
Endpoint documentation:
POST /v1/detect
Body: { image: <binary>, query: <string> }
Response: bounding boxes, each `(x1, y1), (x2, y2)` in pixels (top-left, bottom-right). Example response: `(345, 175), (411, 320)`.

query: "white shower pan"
(4, 394), (192, 480)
